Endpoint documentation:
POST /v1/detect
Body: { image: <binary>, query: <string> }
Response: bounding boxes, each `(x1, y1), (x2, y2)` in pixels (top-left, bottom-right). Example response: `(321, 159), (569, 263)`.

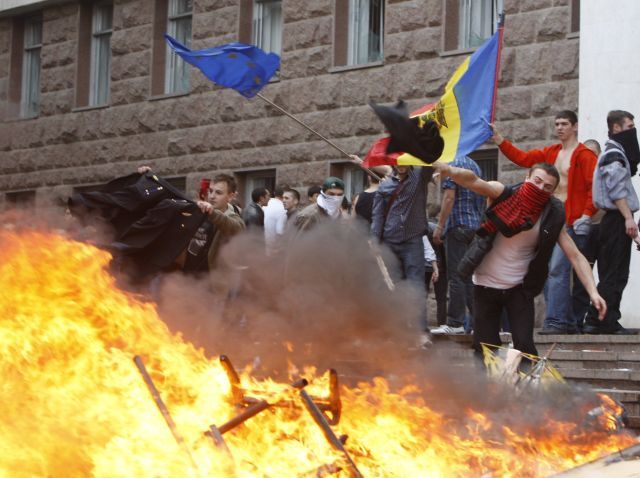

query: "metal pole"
(133, 356), (202, 477)
(299, 390), (364, 478)
(256, 93), (382, 182)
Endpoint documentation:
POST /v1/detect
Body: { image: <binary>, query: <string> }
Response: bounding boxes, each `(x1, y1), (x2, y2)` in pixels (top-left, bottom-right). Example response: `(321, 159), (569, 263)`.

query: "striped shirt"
(371, 167), (431, 243)
(442, 156), (485, 233)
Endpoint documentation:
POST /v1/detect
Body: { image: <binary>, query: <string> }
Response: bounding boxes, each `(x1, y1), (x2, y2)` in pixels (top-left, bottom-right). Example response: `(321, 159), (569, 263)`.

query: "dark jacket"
(242, 202), (264, 228)
(459, 183), (565, 296)
(69, 172), (206, 280)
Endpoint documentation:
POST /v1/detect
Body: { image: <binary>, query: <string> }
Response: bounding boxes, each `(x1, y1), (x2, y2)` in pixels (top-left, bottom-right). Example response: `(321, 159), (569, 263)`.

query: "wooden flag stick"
(256, 93), (381, 182)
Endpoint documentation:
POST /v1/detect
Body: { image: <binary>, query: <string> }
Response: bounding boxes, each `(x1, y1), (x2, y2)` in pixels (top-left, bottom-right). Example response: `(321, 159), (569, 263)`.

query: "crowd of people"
(70, 108), (640, 364)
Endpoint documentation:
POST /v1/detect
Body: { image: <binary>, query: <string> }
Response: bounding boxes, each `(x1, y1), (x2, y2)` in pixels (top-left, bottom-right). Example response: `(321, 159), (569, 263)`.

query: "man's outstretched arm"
(431, 161), (504, 200)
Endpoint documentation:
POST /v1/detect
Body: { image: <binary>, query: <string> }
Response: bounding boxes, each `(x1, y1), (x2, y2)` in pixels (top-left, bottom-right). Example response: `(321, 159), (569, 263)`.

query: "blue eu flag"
(165, 35), (280, 98)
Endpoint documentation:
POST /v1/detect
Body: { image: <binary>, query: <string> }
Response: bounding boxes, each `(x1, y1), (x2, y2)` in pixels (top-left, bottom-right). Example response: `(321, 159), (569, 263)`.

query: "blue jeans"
(543, 225), (588, 331)
(385, 236), (427, 331)
(445, 225), (475, 327)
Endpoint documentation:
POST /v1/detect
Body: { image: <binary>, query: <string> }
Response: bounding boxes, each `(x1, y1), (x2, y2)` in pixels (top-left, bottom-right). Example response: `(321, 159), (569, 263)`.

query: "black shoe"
(612, 327), (637, 335)
(537, 326), (568, 335)
(583, 325), (605, 334)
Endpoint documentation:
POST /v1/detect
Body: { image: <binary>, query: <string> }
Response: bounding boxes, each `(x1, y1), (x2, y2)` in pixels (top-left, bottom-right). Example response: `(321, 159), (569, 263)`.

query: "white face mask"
(317, 191), (344, 218)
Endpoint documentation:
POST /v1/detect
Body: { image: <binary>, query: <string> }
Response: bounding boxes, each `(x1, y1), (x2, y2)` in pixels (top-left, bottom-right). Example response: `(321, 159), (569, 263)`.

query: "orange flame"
(0, 229), (636, 477)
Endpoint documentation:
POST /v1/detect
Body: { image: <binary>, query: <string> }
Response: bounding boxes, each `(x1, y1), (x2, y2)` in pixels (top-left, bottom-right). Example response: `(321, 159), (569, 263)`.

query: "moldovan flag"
(364, 25), (503, 167)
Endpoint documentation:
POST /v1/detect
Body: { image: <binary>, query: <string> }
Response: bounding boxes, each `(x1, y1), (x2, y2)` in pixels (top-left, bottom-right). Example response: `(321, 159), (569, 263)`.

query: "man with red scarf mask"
(430, 161), (606, 361)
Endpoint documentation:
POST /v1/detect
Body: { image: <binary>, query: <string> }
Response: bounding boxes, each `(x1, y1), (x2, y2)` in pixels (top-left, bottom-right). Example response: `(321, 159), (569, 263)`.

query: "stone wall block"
(284, 0), (332, 22)
(504, 13), (536, 46)
(495, 87), (532, 120)
(41, 41), (76, 69)
(419, 0), (442, 26)
(110, 77), (149, 105)
(508, 118), (548, 143)
(40, 90), (73, 116)
(387, 1), (429, 34)
(537, 7), (568, 41)
(561, 78), (578, 110)
(410, 27), (440, 59)
(385, 31), (411, 63)
(521, 0), (553, 11)
(498, 47), (516, 87)
(56, 116), (80, 144)
(40, 64), (75, 93)
(117, 0), (153, 30)
(1, 150), (22, 174)
(531, 82), (565, 116)
(111, 26), (152, 55)
(193, 8), (237, 39)
(514, 43), (552, 85)
(195, 0), (238, 13)
(43, 12), (77, 44)
(282, 17), (332, 51)
(503, 0), (521, 14)
(283, 46), (332, 80)
(551, 40), (578, 80)
(110, 50), (150, 82)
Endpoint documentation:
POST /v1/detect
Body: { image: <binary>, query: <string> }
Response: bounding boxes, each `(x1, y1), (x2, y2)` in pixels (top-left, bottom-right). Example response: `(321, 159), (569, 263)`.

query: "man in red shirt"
(491, 110), (598, 334)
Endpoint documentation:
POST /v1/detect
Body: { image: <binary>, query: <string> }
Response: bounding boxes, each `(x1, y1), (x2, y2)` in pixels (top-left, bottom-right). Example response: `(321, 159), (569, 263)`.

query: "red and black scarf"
(479, 182), (551, 237)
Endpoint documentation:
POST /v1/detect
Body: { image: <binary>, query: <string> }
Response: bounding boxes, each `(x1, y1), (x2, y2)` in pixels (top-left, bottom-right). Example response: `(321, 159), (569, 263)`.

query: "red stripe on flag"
(363, 137), (400, 167)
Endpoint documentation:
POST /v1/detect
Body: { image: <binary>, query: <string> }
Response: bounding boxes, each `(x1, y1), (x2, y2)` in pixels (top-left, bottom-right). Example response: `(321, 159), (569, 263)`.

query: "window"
(20, 16), (42, 117)
(236, 169), (276, 208)
(570, 0), (580, 33)
(5, 190), (36, 209)
(469, 149), (498, 181)
(165, 0), (192, 94)
(347, 0), (384, 65)
(89, 3), (113, 106)
(329, 162), (366, 201)
(444, 0), (502, 51)
(252, 1), (282, 55)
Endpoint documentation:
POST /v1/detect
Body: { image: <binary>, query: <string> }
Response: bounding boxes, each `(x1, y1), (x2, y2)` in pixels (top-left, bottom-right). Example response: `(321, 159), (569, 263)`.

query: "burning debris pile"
(0, 228), (637, 477)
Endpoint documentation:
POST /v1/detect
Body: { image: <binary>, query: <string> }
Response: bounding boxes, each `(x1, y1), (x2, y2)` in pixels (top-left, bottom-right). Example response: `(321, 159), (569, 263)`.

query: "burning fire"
(0, 228), (636, 477)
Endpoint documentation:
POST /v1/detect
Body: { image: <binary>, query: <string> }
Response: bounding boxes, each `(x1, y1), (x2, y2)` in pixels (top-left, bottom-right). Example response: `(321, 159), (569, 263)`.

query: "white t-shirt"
(473, 220), (541, 289)
(263, 198), (286, 255)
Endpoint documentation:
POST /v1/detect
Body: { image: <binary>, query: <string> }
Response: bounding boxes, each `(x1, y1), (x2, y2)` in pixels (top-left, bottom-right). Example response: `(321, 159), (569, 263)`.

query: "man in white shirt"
(263, 185), (287, 256)
(431, 160), (606, 360)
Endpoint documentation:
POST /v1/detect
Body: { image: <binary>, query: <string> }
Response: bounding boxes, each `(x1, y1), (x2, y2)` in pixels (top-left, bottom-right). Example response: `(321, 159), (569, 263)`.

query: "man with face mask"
(431, 160), (606, 360)
(584, 110), (640, 335)
(295, 177), (345, 231)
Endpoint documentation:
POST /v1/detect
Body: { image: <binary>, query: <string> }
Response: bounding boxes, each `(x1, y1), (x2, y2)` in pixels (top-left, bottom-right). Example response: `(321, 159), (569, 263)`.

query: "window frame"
(329, 161), (366, 201)
(20, 15), (42, 118)
(89, 2), (113, 106)
(235, 168), (276, 209)
(164, 0), (193, 95)
(443, 0), (502, 53)
(334, 0), (385, 68)
(251, 0), (283, 56)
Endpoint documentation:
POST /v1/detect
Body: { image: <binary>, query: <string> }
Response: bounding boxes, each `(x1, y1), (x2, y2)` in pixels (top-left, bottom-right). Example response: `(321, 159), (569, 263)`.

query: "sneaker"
(431, 325), (465, 335)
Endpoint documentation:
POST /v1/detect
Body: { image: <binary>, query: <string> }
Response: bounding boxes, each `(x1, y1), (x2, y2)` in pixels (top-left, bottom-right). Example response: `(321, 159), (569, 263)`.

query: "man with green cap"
(295, 176), (345, 231)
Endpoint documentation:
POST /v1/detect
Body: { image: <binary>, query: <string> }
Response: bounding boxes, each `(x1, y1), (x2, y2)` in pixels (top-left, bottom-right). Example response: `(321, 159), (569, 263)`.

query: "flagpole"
(256, 93), (382, 182)
(490, 13), (505, 123)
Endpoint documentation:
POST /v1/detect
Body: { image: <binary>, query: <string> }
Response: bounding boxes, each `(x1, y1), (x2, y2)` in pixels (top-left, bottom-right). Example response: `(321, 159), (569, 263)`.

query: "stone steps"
(430, 331), (640, 431)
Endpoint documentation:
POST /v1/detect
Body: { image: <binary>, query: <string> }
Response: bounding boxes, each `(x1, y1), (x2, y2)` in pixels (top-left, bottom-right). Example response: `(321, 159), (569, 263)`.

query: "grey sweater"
(592, 139), (639, 212)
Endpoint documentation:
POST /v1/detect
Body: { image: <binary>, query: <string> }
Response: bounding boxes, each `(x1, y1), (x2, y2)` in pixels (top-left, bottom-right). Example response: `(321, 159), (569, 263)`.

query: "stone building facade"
(0, 0), (580, 210)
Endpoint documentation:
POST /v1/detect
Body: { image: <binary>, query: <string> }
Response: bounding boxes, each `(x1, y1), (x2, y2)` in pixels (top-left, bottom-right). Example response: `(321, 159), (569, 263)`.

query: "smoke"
(153, 219), (428, 381)
(2, 207), (630, 441)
